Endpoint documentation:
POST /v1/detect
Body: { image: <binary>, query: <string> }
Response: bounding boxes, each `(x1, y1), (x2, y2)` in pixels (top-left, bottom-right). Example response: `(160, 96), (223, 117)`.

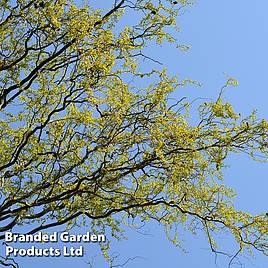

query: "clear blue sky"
(5, 1), (268, 267)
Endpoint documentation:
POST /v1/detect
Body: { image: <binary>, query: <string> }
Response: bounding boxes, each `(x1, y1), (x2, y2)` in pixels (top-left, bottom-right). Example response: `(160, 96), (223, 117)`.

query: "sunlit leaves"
(0, 0), (267, 264)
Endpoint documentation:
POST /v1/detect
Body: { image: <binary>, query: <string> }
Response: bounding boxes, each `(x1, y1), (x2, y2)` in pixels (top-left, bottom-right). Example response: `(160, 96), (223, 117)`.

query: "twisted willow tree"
(0, 0), (267, 266)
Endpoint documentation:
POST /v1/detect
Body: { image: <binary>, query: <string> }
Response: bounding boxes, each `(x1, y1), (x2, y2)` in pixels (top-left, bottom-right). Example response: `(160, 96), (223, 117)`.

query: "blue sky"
(2, 1), (268, 267)
(116, 1), (268, 267)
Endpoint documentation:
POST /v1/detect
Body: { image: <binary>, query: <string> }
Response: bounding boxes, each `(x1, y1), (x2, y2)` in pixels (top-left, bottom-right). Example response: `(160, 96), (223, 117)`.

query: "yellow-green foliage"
(0, 0), (267, 262)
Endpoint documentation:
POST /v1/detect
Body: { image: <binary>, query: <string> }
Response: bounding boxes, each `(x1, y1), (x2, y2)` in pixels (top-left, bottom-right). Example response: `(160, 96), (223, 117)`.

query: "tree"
(0, 0), (267, 266)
